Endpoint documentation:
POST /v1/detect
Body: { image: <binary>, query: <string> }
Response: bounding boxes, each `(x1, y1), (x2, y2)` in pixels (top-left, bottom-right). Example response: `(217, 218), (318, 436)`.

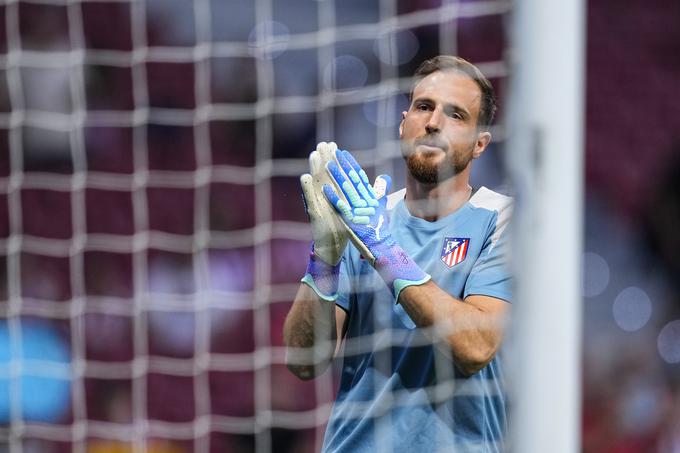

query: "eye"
(415, 103), (431, 111)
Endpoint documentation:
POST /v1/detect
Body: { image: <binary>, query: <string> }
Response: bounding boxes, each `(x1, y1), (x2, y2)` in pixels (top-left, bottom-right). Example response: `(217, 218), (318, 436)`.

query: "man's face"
(399, 70), (491, 184)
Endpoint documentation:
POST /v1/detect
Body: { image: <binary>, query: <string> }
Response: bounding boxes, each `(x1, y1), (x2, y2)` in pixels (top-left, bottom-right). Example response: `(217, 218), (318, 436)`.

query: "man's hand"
(299, 142), (350, 301)
(322, 150), (431, 300)
(300, 142), (348, 266)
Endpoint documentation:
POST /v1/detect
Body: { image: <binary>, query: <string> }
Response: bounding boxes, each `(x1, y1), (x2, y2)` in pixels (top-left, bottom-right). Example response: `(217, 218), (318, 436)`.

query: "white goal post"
(506, 0), (585, 451)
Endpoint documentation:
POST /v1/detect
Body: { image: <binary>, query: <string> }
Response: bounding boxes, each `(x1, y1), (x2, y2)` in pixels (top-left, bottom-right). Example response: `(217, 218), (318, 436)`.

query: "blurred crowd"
(1, 0), (679, 452)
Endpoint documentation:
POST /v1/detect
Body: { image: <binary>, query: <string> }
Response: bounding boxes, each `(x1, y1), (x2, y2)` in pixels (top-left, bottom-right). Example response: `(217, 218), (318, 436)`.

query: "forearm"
(283, 283), (338, 380)
(398, 281), (506, 375)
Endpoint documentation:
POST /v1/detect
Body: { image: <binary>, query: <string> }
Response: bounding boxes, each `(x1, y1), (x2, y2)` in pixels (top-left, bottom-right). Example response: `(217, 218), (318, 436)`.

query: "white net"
(0, 0), (511, 452)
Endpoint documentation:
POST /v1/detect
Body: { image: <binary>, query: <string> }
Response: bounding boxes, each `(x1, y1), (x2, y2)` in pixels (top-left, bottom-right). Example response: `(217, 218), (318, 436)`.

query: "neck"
(404, 168), (473, 222)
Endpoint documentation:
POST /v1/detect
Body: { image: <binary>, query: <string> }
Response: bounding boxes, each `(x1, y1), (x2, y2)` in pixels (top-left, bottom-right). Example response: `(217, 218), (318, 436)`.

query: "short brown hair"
(409, 55), (497, 130)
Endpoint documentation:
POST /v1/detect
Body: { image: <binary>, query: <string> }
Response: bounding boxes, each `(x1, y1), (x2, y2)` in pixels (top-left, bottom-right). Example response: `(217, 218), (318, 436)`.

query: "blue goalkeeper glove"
(322, 150), (431, 301)
(299, 142), (348, 302)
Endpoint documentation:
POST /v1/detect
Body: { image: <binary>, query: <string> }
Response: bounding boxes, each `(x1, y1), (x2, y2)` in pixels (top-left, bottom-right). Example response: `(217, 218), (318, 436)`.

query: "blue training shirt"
(323, 186), (513, 453)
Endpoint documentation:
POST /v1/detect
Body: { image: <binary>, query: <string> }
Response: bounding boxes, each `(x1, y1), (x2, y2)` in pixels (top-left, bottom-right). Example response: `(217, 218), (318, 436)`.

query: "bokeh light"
(373, 30), (420, 65)
(582, 251), (610, 298)
(657, 320), (680, 364)
(324, 55), (369, 91)
(248, 20), (290, 59)
(612, 286), (652, 332)
(0, 321), (71, 423)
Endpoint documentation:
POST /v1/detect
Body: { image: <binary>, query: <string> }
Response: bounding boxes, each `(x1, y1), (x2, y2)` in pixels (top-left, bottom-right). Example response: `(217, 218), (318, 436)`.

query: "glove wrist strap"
(374, 245), (431, 302)
(301, 247), (341, 302)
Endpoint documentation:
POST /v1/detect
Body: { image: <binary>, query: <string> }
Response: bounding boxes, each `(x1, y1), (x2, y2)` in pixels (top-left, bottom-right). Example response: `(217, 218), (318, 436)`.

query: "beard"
(401, 138), (473, 184)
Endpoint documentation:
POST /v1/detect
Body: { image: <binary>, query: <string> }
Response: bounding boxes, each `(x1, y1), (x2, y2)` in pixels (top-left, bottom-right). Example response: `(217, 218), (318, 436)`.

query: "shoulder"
(469, 186), (513, 241)
(469, 186), (513, 215)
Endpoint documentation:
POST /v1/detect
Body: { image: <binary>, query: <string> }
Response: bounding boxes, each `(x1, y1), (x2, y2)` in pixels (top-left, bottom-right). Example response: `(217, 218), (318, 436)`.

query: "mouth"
(416, 144), (445, 153)
(414, 137), (447, 152)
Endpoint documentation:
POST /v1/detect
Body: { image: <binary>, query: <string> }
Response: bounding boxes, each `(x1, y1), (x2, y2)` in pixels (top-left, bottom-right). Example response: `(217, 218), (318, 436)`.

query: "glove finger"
(373, 174), (392, 200)
(300, 173), (319, 218)
(341, 150), (372, 187)
(337, 150), (378, 208)
(336, 150), (358, 183)
(322, 183), (354, 223)
(309, 150), (323, 176)
(318, 141), (338, 165)
(326, 159), (367, 209)
(312, 144), (341, 190)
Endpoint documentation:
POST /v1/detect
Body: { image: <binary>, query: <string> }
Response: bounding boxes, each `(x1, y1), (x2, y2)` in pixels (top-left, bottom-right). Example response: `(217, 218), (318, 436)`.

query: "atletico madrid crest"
(441, 237), (470, 268)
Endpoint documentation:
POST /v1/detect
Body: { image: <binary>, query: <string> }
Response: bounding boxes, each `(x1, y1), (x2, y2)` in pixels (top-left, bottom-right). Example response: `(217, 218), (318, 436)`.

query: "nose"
(425, 106), (444, 134)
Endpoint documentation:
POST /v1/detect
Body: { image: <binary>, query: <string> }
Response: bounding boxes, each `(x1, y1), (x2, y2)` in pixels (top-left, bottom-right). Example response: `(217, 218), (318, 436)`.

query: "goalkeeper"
(284, 56), (512, 452)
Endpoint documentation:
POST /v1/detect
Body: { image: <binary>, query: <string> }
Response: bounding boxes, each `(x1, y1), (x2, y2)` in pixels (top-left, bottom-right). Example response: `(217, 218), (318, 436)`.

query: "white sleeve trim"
(469, 186), (513, 249)
(386, 188), (406, 211)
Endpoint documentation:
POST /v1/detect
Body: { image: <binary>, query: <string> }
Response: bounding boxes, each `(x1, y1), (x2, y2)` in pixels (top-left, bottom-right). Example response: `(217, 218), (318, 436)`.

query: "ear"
(398, 111), (407, 137)
(472, 131), (491, 159)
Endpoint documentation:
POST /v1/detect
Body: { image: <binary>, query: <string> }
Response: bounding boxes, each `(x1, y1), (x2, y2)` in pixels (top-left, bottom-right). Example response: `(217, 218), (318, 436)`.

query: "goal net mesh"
(0, 0), (509, 452)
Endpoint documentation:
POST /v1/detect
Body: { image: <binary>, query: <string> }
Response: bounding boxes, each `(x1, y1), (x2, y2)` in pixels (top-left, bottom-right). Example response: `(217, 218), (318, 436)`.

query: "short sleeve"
(463, 219), (512, 303)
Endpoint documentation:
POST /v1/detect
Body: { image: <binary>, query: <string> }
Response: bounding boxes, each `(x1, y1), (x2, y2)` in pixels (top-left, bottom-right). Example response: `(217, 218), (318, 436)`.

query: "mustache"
(414, 135), (448, 151)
